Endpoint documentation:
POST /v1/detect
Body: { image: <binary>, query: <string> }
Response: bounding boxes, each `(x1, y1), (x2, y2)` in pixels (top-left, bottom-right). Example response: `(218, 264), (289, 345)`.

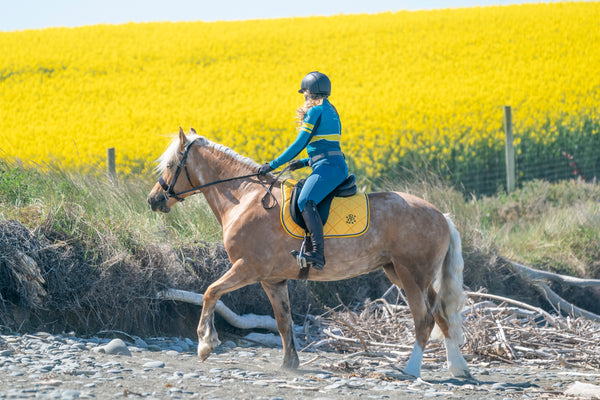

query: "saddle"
(281, 175), (369, 279)
(289, 174), (357, 230)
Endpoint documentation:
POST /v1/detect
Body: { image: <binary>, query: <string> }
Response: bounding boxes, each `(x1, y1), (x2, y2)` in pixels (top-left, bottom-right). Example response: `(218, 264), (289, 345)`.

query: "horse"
(147, 127), (472, 379)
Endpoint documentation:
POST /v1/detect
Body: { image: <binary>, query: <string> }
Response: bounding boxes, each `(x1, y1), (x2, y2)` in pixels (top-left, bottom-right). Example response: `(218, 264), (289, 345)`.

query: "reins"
(158, 138), (288, 209)
(159, 171), (261, 199)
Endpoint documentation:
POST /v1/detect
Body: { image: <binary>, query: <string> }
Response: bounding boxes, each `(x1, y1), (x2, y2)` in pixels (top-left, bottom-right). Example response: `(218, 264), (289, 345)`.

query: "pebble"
(143, 361), (165, 368)
(93, 338), (132, 356)
(0, 332), (594, 399)
(565, 381), (600, 398)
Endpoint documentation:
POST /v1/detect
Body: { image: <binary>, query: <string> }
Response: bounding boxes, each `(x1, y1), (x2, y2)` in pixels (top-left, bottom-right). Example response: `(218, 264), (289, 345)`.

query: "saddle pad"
(280, 179), (370, 239)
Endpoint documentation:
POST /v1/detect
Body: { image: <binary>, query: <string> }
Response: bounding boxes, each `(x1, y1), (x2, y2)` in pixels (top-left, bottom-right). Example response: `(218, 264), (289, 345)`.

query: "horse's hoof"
(451, 369), (474, 380)
(282, 357), (300, 370)
(197, 343), (213, 361)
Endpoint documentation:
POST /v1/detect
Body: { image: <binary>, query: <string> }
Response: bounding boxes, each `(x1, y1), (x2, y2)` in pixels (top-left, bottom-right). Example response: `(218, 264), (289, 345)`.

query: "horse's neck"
(194, 147), (260, 226)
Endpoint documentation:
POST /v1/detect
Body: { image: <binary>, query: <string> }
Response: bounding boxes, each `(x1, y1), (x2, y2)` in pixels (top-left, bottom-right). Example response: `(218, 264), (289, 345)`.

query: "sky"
(0, 0), (569, 32)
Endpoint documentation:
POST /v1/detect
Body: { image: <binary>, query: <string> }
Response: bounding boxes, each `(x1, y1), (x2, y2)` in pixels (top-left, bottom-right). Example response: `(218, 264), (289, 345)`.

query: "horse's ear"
(190, 127), (196, 135)
(178, 127), (187, 152)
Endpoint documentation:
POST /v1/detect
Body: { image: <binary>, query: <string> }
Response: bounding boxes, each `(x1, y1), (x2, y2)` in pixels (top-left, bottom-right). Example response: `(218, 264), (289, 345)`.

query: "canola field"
(1, 2), (599, 191)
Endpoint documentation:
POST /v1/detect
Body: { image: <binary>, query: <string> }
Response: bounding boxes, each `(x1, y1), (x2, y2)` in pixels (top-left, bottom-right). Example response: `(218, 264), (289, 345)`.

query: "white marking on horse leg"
(197, 316), (221, 360)
(195, 259), (254, 361)
(444, 337), (471, 378)
(404, 342), (423, 378)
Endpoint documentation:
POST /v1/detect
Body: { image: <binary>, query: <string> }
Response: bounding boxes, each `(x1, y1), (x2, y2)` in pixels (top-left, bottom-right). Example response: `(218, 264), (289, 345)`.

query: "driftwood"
(157, 288), (279, 333)
(307, 291), (600, 371)
(159, 258), (600, 371)
(504, 259), (600, 322)
(505, 258), (600, 288)
(535, 280), (600, 322)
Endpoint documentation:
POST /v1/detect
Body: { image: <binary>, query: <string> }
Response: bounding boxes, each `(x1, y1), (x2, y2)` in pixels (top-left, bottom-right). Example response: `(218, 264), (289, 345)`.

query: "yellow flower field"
(0, 2), (599, 189)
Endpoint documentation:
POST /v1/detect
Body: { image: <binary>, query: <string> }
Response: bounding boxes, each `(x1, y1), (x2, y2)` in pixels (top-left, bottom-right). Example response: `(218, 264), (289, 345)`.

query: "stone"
(60, 389), (81, 399)
(94, 339), (132, 356)
(143, 361), (165, 368)
(565, 382), (600, 399)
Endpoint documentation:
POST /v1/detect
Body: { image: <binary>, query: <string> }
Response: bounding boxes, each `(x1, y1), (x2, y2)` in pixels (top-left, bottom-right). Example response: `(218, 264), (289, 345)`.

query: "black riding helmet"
(298, 71), (331, 96)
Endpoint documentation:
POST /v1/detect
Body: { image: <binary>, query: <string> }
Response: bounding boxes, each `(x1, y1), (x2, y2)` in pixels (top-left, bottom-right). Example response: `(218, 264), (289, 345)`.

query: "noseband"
(156, 139), (281, 207)
(158, 139), (198, 202)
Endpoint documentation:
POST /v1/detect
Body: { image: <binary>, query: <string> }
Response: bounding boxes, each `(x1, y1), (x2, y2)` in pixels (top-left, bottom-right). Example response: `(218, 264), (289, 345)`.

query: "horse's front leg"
(261, 280), (299, 369)
(197, 258), (257, 361)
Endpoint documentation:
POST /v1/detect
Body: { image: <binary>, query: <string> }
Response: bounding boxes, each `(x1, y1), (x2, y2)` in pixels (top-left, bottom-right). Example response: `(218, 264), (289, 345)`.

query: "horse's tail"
(433, 214), (466, 343)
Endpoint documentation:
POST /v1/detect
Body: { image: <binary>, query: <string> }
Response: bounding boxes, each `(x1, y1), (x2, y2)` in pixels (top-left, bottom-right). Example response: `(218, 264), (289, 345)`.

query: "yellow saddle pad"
(280, 179), (370, 239)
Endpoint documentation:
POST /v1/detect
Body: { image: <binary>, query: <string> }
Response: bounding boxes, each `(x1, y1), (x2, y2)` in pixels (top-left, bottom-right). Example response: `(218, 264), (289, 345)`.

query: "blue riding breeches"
(297, 156), (348, 212)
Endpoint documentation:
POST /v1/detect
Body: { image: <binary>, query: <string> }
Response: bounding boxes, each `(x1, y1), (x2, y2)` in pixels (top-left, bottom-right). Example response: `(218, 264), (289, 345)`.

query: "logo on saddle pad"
(280, 179), (370, 239)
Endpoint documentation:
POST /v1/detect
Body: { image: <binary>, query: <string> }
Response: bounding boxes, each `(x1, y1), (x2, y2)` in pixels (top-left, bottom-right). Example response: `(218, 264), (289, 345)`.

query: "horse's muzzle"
(147, 191), (171, 213)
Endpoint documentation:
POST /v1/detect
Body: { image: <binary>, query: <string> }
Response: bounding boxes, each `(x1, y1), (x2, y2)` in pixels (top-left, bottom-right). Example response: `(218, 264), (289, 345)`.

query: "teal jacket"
(269, 99), (342, 169)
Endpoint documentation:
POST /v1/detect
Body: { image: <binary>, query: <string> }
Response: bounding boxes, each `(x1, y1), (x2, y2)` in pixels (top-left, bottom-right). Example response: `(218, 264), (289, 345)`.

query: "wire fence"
(442, 105), (600, 196)
(453, 144), (599, 196)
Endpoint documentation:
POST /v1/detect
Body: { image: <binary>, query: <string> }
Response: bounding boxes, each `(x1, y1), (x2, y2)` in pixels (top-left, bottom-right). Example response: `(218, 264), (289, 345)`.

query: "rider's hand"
(288, 160), (306, 171)
(258, 162), (274, 175)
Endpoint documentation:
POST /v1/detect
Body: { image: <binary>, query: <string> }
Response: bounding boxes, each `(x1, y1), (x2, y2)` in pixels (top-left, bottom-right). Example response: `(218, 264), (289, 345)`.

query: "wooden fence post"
(107, 147), (117, 182)
(503, 106), (515, 193)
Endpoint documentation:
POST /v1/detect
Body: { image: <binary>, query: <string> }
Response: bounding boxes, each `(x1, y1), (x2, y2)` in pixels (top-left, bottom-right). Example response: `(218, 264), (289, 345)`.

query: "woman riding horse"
(148, 129), (472, 379)
(258, 71), (348, 270)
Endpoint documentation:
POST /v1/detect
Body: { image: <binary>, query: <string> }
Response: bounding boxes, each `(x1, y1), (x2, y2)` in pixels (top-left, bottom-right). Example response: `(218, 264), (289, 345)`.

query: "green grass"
(0, 161), (222, 249)
(1, 162), (598, 280)
(476, 179), (600, 278)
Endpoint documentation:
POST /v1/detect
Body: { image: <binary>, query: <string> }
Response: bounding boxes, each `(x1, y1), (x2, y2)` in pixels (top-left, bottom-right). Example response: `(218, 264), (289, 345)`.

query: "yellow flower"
(0, 2), (597, 181)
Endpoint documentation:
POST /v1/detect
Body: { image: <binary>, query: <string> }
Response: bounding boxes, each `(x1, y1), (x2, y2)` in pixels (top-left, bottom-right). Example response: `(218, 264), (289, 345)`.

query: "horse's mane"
(155, 132), (260, 174)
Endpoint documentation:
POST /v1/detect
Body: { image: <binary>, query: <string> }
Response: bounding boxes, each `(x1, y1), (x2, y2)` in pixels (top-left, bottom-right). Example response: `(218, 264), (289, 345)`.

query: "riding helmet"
(298, 71), (331, 96)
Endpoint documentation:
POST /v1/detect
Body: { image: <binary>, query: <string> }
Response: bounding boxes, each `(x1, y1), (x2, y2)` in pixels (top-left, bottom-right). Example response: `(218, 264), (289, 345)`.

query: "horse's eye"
(167, 162), (174, 170)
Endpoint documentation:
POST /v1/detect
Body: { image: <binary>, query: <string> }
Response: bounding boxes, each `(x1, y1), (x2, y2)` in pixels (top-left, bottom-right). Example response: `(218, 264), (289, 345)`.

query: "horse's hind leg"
(429, 286), (472, 378)
(197, 258), (257, 361)
(261, 280), (299, 369)
(383, 264), (435, 378)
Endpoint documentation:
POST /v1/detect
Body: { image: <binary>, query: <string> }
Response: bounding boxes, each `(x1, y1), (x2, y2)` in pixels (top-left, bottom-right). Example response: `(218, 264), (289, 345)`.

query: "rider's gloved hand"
(258, 162), (274, 175)
(288, 160), (306, 171)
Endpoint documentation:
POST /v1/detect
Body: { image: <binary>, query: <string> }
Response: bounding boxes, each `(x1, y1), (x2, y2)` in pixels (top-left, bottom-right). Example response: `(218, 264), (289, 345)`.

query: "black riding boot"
(300, 201), (325, 270)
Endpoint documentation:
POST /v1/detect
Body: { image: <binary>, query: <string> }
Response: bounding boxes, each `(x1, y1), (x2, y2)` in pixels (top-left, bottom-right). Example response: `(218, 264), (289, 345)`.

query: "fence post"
(503, 106), (515, 193)
(107, 147), (117, 182)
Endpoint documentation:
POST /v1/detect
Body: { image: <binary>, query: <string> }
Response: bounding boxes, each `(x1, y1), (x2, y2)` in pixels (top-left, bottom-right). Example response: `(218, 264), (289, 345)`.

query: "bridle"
(157, 138), (285, 208)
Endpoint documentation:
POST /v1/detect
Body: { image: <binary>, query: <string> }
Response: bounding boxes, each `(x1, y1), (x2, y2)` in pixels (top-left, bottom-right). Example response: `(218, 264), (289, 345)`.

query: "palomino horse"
(147, 128), (472, 379)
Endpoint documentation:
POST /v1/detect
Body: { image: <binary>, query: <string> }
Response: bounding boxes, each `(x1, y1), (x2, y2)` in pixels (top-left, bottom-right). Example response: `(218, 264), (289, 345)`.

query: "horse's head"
(148, 127), (262, 214)
(147, 127), (201, 213)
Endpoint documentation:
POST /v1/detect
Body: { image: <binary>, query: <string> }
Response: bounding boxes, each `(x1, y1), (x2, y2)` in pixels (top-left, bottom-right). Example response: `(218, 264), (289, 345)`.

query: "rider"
(258, 71), (349, 270)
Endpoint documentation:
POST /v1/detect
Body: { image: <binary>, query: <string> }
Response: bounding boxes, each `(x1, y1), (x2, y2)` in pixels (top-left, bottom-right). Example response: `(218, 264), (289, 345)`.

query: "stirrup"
(291, 250), (323, 270)
(291, 235), (309, 269)
(291, 250), (308, 269)
(291, 235), (305, 269)
(292, 236), (308, 269)
(291, 235), (319, 270)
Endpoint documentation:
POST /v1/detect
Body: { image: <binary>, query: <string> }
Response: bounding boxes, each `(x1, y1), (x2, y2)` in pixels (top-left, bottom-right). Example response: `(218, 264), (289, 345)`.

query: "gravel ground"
(1, 332), (599, 399)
